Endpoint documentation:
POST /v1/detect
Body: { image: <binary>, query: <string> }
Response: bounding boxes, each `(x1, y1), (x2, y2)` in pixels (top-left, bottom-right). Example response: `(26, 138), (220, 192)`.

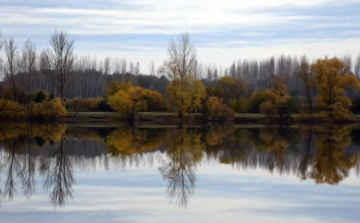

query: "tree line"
(1, 30), (360, 121)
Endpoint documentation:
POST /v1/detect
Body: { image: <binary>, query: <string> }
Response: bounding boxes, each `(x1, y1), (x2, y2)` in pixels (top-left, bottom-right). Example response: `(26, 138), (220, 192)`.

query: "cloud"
(0, 0), (360, 70)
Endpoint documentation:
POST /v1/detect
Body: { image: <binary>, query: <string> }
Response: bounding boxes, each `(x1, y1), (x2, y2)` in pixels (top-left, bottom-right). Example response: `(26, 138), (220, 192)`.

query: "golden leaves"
(312, 58), (360, 120)
(260, 75), (290, 116)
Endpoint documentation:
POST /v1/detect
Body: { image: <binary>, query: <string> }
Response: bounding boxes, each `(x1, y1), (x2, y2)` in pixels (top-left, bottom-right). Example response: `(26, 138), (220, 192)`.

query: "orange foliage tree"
(312, 58), (360, 120)
(260, 75), (290, 119)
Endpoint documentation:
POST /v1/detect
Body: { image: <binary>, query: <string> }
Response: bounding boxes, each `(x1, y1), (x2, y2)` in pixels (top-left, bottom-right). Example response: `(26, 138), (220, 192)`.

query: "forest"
(1, 30), (360, 122)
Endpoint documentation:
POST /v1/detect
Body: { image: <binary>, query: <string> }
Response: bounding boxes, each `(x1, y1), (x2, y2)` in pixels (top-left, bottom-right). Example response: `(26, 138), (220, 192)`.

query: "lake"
(0, 124), (359, 223)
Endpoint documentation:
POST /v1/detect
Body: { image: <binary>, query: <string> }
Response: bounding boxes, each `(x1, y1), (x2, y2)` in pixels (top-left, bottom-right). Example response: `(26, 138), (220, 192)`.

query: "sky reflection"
(0, 125), (359, 222)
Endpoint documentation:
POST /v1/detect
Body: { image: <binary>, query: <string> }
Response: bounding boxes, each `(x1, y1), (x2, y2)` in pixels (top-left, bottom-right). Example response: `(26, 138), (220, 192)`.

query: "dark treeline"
(2, 31), (360, 124)
(1, 31), (360, 100)
(1, 124), (360, 207)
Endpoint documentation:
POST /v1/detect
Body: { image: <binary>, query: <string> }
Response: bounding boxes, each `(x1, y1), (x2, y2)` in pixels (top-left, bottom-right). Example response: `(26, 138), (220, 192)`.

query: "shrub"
(230, 98), (248, 113)
(142, 89), (168, 112)
(247, 89), (267, 113)
(34, 90), (49, 103)
(30, 98), (67, 117)
(206, 96), (235, 121)
(67, 98), (103, 112)
(98, 99), (114, 112)
(0, 99), (26, 118)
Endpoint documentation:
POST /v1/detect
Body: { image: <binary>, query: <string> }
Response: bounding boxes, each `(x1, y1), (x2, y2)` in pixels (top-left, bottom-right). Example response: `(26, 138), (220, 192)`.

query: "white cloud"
(0, 0), (360, 69)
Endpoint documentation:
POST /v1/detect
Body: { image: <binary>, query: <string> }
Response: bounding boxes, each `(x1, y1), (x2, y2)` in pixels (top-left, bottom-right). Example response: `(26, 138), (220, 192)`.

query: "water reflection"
(0, 124), (360, 208)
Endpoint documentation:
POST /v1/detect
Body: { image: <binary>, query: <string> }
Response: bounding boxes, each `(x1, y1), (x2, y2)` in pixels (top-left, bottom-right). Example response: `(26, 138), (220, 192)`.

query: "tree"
(311, 58), (360, 120)
(22, 39), (36, 94)
(206, 96), (235, 121)
(188, 80), (206, 114)
(0, 32), (3, 90)
(5, 38), (20, 100)
(298, 56), (314, 115)
(106, 79), (132, 97)
(107, 86), (147, 119)
(260, 75), (290, 119)
(161, 33), (200, 118)
(208, 76), (247, 112)
(247, 89), (267, 113)
(166, 76), (205, 118)
(160, 32), (197, 79)
(41, 30), (75, 100)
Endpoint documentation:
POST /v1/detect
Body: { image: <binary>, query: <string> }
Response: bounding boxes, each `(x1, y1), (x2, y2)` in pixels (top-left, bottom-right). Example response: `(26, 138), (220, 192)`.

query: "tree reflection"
(159, 129), (204, 208)
(3, 140), (23, 200)
(21, 138), (36, 198)
(0, 124), (359, 209)
(310, 125), (360, 185)
(44, 139), (74, 207)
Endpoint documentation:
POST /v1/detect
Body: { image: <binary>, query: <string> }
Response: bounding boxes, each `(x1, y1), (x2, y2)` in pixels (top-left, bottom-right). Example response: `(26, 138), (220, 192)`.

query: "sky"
(1, 0), (360, 73)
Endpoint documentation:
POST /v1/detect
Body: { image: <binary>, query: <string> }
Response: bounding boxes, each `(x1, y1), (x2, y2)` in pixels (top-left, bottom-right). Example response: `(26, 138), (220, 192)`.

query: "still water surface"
(0, 124), (359, 223)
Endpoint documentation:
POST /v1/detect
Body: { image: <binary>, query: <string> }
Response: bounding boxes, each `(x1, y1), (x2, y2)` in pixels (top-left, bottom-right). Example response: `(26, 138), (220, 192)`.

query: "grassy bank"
(65, 111), (360, 125)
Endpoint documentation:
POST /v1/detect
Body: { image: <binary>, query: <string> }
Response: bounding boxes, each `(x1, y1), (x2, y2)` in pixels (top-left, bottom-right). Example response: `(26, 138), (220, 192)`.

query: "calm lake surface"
(0, 124), (359, 223)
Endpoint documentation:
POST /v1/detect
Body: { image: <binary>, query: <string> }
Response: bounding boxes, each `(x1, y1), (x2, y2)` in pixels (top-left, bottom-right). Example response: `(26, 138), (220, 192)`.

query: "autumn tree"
(247, 89), (267, 113)
(215, 76), (247, 103)
(166, 76), (206, 118)
(260, 75), (290, 119)
(312, 58), (360, 120)
(41, 30), (75, 100)
(106, 79), (131, 97)
(206, 96), (235, 121)
(108, 86), (147, 119)
(161, 33), (204, 118)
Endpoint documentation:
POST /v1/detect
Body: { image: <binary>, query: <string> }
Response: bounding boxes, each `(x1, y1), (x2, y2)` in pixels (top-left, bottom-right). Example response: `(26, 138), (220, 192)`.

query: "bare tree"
(299, 56), (313, 115)
(121, 58), (127, 74)
(0, 32), (4, 94)
(355, 54), (360, 78)
(22, 39), (36, 93)
(149, 61), (155, 76)
(134, 61), (140, 75)
(5, 38), (20, 100)
(161, 32), (197, 80)
(103, 56), (111, 75)
(41, 30), (75, 100)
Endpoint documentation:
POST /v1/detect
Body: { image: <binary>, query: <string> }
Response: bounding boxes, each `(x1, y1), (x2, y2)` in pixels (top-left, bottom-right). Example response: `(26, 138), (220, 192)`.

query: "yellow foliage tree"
(167, 77), (206, 118)
(142, 89), (168, 112)
(206, 96), (235, 121)
(107, 86), (147, 118)
(30, 98), (67, 117)
(312, 58), (360, 120)
(189, 80), (206, 113)
(106, 80), (132, 97)
(260, 75), (290, 119)
(66, 97), (102, 112)
(0, 99), (26, 118)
